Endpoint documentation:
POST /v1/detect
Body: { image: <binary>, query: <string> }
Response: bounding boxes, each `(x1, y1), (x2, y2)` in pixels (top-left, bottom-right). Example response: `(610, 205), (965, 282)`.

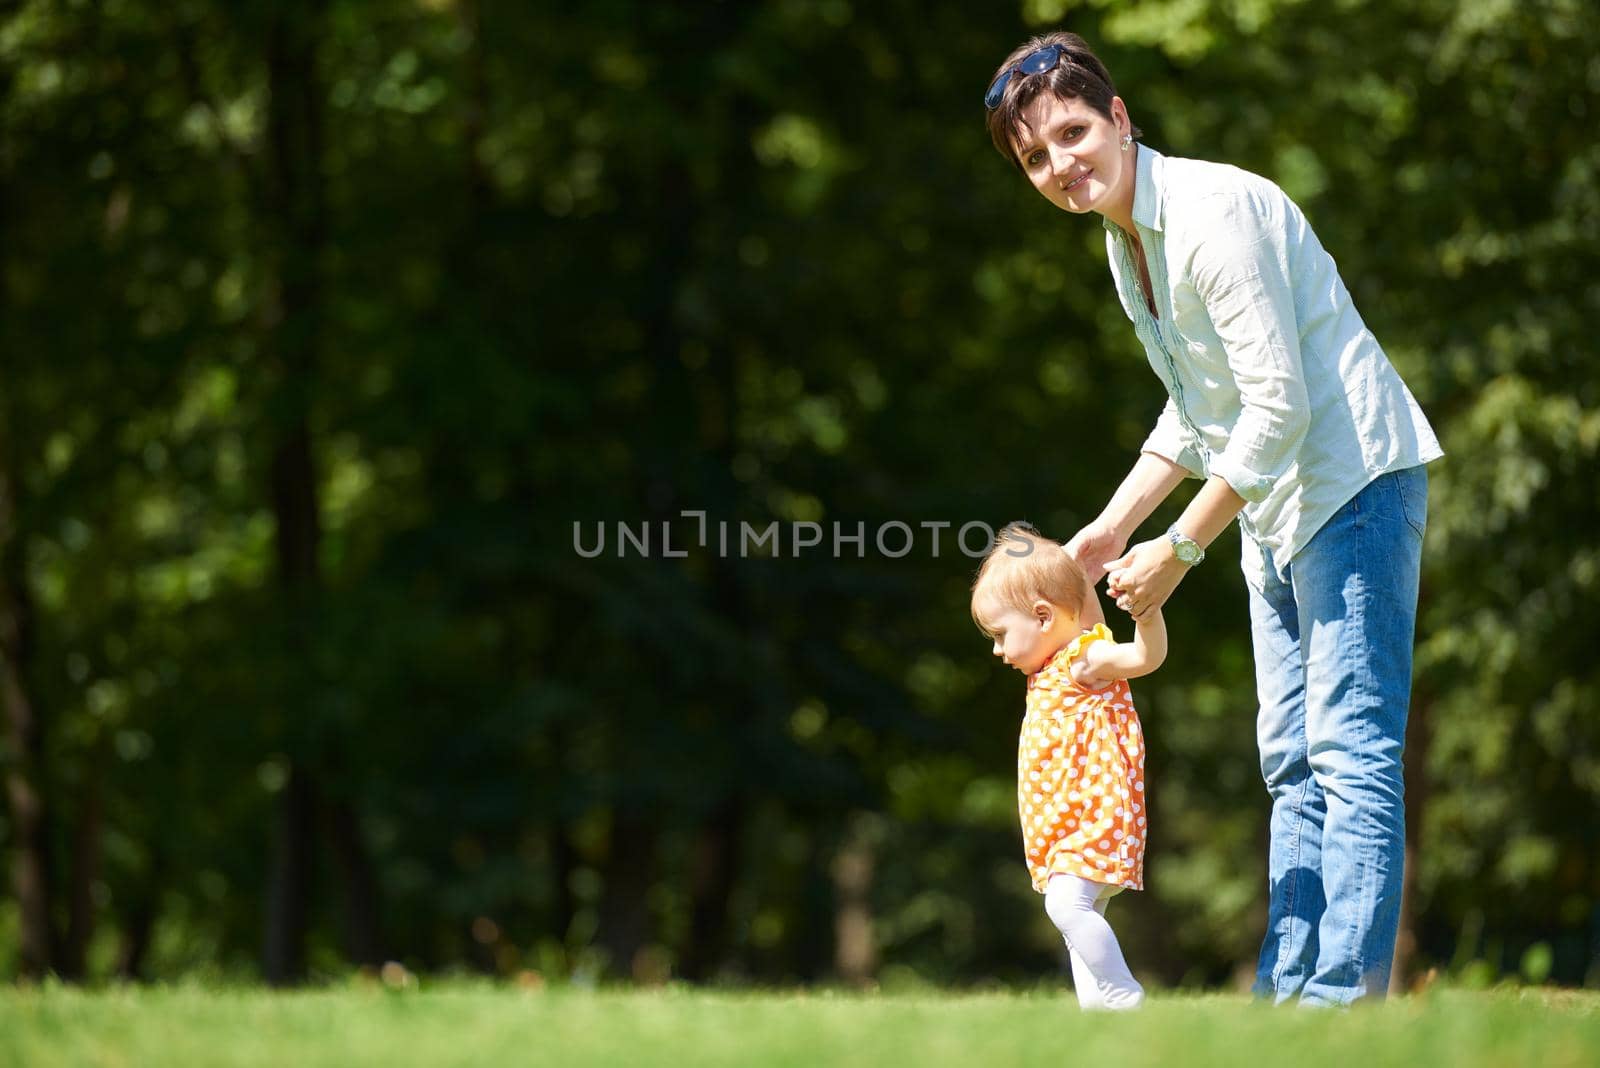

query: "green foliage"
(0, 0), (1595, 987)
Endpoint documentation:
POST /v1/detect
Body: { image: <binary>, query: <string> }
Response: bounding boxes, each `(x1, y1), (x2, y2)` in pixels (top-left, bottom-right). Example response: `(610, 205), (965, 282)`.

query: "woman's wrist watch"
(1167, 524), (1205, 566)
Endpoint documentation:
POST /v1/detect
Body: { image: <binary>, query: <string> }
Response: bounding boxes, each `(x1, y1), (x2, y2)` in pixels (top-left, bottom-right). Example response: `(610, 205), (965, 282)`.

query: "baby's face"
(983, 604), (1063, 676)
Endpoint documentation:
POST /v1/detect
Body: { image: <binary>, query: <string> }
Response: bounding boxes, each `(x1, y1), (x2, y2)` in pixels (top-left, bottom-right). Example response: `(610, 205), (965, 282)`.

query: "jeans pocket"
(1394, 467), (1428, 539)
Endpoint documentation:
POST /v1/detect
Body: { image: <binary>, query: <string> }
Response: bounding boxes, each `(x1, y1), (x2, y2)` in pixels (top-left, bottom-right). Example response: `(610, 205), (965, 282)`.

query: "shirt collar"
(1102, 143), (1165, 235)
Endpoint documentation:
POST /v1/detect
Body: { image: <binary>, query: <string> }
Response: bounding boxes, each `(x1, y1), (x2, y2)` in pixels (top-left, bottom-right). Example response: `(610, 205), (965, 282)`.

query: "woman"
(982, 31), (1442, 1006)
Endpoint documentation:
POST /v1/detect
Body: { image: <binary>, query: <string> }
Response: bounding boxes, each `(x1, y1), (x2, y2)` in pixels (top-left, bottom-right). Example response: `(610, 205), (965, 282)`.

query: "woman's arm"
(1172, 475), (1248, 549)
(1066, 452), (1191, 584)
(1105, 476), (1246, 619)
(1186, 192), (1312, 503)
(1100, 451), (1193, 544)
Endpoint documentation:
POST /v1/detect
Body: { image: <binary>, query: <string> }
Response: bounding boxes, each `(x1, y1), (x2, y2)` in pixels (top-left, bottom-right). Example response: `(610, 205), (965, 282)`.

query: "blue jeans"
(1248, 466), (1428, 1006)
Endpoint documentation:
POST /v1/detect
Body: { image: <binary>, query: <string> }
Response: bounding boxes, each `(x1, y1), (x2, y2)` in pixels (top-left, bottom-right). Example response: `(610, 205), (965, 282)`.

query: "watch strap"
(1167, 524), (1205, 565)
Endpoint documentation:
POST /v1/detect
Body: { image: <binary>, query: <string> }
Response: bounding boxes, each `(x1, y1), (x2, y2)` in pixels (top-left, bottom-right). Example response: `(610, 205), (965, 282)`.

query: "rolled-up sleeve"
(1188, 196), (1311, 502)
(1141, 397), (1205, 478)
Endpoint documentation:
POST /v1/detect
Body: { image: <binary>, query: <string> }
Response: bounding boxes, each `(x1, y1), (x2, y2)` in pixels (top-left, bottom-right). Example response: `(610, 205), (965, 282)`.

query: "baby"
(971, 521), (1167, 1009)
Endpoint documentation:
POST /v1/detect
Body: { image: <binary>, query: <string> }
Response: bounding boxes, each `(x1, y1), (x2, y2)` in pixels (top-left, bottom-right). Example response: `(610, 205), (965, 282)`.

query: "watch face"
(1171, 533), (1200, 563)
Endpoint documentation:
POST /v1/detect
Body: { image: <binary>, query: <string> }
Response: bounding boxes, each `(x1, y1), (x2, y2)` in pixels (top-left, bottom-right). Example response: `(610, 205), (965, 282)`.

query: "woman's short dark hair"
(984, 31), (1141, 171)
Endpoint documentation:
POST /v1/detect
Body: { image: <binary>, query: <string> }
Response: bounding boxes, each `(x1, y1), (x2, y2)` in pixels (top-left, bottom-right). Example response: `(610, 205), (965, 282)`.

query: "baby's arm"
(1078, 574), (1107, 630)
(1075, 608), (1168, 687)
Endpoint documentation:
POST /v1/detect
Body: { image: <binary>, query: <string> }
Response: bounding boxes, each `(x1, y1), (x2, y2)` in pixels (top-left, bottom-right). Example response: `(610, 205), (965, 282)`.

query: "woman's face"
(1013, 93), (1134, 220)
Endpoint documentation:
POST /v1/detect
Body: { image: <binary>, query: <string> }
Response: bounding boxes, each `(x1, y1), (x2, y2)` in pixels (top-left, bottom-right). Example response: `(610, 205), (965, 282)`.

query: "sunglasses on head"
(984, 43), (1073, 110)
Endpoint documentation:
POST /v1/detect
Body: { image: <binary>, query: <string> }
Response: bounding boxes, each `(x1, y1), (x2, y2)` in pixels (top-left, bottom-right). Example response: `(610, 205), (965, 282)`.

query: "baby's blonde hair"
(970, 521), (1087, 635)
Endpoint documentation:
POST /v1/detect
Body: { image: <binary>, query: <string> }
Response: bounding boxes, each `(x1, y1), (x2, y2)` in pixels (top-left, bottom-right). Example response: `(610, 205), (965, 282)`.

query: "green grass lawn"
(2, 982), (1597, 1067)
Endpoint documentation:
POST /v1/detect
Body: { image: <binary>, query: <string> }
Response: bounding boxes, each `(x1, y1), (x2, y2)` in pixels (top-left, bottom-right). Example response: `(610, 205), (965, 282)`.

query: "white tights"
(1044, 874), (1145, 1010)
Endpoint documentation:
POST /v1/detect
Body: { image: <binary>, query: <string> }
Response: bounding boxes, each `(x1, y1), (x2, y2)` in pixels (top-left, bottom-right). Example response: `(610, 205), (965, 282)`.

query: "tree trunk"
(0, 60), (61, 978)
(551, 811), (577, 950)
(794, 831), (837, 983)
(261, 422), (322, 985)
(1390, 568), (1437, 995)
(0, 444), (58, 979)
(677, 800), (743, 982)
(115, 844), (163, 981)
(263, 763), (317, 984)
(115, 896), (158, 981)
(59, 741), (107, 980)
(258, 0), (336, 985)
(832, 816), (878, 987)
(597, 810), (658, 979)
(328, 798), (384, 966)
(1392, 683), (1433, 993)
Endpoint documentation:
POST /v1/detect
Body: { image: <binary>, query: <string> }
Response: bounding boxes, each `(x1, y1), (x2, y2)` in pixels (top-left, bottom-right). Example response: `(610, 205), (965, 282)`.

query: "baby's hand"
(1104, 538), (1186, 619)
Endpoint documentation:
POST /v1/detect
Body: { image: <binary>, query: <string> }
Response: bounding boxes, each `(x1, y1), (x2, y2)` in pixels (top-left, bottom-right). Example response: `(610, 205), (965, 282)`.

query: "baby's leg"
(1066, 947), (1100, 1009)
(1065, 889), (1111, 1009)
(1045, 875), (1144, 1010)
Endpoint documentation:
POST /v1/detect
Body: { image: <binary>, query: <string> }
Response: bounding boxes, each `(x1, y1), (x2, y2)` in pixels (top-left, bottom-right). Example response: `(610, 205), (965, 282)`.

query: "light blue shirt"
(1104, 146), (1443, 588)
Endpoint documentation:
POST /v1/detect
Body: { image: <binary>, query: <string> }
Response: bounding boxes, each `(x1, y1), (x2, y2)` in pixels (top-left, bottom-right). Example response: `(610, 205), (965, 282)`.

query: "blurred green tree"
(0, 0), (1594, 989)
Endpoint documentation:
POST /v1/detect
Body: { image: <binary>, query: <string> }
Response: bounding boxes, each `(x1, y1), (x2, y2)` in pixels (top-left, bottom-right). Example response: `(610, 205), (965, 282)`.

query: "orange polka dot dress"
(1018, 624), (1148, 893)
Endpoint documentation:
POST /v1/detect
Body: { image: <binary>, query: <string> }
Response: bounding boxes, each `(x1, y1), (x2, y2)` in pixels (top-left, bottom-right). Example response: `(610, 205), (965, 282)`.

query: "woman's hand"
(1104, 537), (1188, 619)
(1065, 519), (1127, 586)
